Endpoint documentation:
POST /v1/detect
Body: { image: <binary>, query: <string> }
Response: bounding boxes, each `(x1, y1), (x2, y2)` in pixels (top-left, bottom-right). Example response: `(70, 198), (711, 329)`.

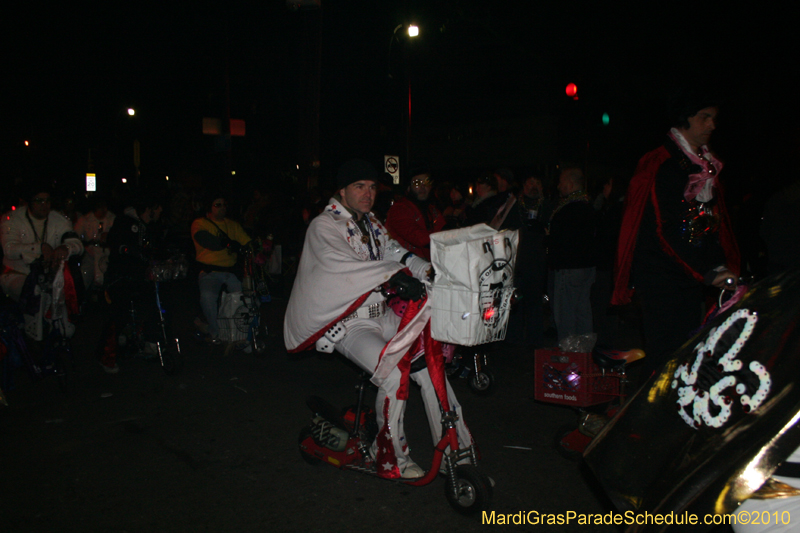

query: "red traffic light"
(565, 83), (578, 100)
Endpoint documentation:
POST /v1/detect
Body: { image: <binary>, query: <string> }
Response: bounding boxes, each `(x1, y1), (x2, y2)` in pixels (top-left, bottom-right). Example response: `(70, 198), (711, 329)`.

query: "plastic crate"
(534, 349), (620, 407)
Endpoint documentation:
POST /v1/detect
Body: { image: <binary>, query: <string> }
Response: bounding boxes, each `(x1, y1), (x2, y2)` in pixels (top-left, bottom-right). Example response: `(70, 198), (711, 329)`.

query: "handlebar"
(718, 277), (746, 309)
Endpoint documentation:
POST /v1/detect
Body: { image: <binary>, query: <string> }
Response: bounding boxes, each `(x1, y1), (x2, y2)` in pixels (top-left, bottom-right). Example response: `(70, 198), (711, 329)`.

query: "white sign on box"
(429, 224), (519, 346)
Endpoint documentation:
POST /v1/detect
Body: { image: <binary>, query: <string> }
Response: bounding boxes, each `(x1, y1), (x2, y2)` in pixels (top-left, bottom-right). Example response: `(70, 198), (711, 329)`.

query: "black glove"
(221, 236), (241, 254)
(227, 241), (242, 254)
(385, 270), (425, 301)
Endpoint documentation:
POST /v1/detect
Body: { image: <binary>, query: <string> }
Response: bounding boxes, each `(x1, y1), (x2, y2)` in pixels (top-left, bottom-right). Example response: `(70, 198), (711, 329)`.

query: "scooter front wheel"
(444, 465), (492, 515)
(468, 367), (496, 396)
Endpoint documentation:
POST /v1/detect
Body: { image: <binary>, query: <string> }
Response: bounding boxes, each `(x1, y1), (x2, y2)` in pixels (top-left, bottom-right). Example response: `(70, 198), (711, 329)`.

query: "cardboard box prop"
(429, 224), (518, 346)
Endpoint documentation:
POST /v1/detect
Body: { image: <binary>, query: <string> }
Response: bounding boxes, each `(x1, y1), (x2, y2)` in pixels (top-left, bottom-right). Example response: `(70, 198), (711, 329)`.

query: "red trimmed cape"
(612, 146), (740, 306)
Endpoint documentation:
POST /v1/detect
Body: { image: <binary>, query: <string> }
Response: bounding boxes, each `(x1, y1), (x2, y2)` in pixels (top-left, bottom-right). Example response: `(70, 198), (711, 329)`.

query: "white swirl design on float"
(671, 309), (769, 429)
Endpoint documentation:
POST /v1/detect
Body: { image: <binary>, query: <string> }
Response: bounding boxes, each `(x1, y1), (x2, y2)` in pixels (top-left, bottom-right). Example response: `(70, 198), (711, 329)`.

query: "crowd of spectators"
(0, 176), (307, 373)
(2, 106), (798, 376)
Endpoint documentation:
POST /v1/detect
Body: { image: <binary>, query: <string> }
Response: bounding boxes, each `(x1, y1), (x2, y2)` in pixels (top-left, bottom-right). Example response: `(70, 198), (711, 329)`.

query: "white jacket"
(283, 198), (429, 353)
(74, 211), (116, 244)
(1, 207), (83, 276)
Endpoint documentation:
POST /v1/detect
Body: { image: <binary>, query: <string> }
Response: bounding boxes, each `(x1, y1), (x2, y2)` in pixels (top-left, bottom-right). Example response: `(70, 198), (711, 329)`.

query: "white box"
(429, 224), (518, 345)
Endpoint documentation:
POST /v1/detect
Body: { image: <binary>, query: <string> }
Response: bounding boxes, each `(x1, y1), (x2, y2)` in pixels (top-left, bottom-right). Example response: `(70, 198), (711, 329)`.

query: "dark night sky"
(5, 1), (797, 196)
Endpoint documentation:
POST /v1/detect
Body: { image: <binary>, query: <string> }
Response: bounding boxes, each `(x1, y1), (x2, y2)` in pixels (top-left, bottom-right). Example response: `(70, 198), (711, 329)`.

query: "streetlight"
(387, 24), (419, 78)
(124, 107), (141, 185)
(387, 23), (419, 171)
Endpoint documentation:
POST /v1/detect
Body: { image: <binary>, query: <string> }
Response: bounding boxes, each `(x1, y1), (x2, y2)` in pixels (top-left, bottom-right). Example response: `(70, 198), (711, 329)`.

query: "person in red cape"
(284, 159), (472, 480)
(613, 93), (740, 375)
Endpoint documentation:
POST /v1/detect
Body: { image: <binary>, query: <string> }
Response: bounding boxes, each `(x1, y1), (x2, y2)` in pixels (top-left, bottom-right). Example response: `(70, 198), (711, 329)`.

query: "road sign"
(384, 155), (400, 185)
(203, 117), (246, 136)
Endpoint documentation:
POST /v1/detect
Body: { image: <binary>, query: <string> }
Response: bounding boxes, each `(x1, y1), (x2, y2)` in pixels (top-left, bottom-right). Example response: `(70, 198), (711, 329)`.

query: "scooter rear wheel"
(444, 465), (492, 515)
(554, 423), (589, 461)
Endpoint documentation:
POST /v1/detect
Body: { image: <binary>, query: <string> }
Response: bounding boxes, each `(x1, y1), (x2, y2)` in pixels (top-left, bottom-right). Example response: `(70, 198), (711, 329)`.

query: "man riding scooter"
(284, 158), (473, 479)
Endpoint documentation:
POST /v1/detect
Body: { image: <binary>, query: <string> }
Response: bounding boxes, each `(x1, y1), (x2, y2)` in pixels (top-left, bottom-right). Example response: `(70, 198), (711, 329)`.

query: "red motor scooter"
(298, 369), (493, 515)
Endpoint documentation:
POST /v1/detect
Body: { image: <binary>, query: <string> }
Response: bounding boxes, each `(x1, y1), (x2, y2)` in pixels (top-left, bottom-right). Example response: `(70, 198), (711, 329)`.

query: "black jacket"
(547, 200), (596, 270)
(632, 138), (727, 289)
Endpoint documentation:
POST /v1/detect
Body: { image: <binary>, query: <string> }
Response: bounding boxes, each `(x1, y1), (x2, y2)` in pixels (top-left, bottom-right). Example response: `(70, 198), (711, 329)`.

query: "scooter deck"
(300, 434), (368, 469)
(300, 434), (434, 481)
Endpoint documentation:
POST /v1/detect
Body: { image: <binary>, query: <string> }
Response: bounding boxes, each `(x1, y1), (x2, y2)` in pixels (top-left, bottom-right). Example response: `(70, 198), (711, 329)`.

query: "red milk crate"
(533, 349), (620, 407)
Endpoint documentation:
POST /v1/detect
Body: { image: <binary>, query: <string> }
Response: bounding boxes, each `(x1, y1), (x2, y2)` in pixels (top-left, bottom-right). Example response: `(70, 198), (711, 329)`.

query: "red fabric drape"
(612, 146), (741, 306)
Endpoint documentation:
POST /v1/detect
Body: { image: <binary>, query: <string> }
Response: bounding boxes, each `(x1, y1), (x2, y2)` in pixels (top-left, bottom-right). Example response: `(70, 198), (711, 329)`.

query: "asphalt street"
(1, 281), (664, 533)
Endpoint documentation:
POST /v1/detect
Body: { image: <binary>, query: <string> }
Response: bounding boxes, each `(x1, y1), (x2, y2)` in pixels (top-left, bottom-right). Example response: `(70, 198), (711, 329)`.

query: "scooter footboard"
(299, 427), (364, 469)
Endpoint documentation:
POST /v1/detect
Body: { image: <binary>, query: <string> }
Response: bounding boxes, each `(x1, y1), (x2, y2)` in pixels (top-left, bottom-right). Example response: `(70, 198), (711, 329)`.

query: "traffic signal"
(565, 83), (578, 100)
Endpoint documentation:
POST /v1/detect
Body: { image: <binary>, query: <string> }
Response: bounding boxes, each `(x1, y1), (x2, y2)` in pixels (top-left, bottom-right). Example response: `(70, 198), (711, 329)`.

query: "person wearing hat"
(464, 173), (507, 227)
(284, 158), (472, 480)
(385, 164), (445, 261)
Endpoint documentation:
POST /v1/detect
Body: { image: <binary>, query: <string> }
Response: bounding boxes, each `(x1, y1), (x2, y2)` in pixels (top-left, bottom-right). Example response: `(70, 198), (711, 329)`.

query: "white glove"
(405, 254), (433, 282)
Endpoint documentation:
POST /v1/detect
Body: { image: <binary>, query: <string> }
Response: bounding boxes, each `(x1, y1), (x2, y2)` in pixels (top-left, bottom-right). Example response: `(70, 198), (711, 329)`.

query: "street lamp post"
(387, 23), (419, 170)
(126, 108), (140, 186)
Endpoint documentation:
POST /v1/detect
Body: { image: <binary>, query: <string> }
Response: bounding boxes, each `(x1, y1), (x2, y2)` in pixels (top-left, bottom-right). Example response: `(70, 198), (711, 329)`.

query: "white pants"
(335, 312), (472, 475)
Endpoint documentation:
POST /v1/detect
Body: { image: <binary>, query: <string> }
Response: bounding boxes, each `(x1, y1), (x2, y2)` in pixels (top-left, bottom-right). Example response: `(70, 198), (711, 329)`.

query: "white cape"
(283, 202), (403, 353)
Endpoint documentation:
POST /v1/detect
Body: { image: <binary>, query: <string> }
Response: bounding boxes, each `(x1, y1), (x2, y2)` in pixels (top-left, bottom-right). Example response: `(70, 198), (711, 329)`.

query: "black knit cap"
(405, 161), (432, 181)
(337, 159), (379, 190)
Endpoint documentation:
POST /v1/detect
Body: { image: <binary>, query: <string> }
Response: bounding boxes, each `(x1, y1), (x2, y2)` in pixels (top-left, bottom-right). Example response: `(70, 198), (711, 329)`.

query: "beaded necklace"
(25, 210), (48, 244)
(548, 190), (589, 230)
(349, 215), (383, 261)
(328, 198), (384, 261)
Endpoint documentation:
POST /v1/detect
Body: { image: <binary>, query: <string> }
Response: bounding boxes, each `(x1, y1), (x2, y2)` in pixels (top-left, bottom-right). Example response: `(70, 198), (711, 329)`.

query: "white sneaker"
(101, 362), (120, 374)
(400, 461), (425, 479)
